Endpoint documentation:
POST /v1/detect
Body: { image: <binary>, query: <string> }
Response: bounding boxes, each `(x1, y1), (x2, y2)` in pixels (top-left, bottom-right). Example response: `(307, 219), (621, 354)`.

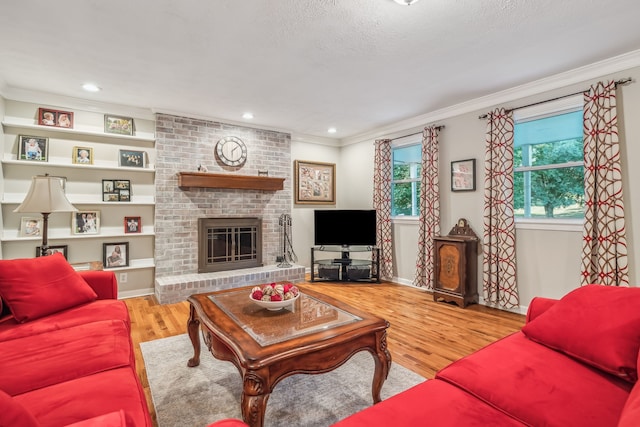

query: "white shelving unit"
(1, 100), (156, 296)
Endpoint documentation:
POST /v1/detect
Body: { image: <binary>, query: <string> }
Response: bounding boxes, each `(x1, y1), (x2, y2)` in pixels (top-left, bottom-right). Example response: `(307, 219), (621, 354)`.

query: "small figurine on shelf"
(197, 164), (208, 173)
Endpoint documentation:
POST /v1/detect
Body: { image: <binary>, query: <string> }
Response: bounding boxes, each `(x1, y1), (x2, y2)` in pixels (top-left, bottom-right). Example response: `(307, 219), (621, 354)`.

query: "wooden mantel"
(177, 172), (285, 191)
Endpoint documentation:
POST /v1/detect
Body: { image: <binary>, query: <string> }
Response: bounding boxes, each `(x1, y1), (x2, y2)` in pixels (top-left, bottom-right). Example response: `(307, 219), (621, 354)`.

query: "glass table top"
(209, 289), (362, 346)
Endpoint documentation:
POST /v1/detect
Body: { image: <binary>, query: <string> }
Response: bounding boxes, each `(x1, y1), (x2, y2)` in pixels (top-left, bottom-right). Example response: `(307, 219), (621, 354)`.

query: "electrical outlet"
(119, 273), (128, 283)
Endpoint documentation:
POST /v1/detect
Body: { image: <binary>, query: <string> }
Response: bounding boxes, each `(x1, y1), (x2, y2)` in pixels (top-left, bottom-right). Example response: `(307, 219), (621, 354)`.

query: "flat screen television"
(314, 209), (377, 247)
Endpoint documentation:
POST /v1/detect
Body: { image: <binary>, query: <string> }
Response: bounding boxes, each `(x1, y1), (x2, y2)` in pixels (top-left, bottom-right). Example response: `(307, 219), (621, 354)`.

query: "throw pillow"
(522, 284), (640, 383)
(0, 389), (39, 427)
(0, 253), (97, 323)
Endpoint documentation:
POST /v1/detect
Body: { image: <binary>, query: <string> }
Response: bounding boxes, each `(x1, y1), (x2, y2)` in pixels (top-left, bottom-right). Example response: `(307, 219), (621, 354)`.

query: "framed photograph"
(72, 146), (94, 165)
(102, 179), (131, 202)
(294, 160), (336, 205)
(119, 149), (146, 168)
(451, 159), (476, 192)
(103, 242), (129, 268)
(124, 216), (142, 233)
(38, 108), (74, 128)
(72, 211), (100, 234)
(17, 135), (49, 162)
(36, 245), (68, 258)
(104, 114), (134, 136)
(19, 217), (43, 237)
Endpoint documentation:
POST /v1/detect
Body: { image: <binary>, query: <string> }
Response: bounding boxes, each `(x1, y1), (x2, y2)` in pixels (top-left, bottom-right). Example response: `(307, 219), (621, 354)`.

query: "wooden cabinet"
(433, 218), (478, 308)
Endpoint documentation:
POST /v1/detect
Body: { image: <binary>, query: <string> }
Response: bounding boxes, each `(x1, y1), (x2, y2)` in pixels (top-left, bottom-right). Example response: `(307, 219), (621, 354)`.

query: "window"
(392, 143), (421, 217)
(513, 96), (584, 222)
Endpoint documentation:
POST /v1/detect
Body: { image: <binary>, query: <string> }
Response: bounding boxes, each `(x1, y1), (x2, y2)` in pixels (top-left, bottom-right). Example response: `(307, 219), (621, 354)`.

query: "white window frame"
(513, 95), (583, 232)
(391, 135), (422, 221)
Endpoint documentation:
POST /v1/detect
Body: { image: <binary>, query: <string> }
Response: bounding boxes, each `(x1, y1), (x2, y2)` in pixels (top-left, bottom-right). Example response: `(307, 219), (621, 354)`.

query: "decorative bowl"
(249, 292), (300, 311)
(249, 282), (300, 311)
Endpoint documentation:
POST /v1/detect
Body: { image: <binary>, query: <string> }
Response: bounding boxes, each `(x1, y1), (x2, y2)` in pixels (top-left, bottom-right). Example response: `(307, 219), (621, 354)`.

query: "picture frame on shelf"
(103, 242), (129, 269)
(102, 179), (131, 202)
(36, 245), (68, 259)
(294, 160), (336, 205)
(72, 211), (100, 234)
(19, 217), (43, 237)
(72, 146), (94, 165)
(38, 108), (74, 129)
(124, 216), (142, 234)
(118, 149), (146, 168)
(18, 135), (48, 162)
(451, 158), (476, 192)
(104, 114), (134, 136)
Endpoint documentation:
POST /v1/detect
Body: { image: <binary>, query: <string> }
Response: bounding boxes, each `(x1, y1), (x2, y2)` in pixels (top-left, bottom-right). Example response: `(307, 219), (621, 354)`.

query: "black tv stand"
(311, 245), (380, 283)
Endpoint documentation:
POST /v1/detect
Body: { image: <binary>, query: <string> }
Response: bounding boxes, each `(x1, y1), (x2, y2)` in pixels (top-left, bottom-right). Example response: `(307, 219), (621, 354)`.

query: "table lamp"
(14, 174), (78, 257)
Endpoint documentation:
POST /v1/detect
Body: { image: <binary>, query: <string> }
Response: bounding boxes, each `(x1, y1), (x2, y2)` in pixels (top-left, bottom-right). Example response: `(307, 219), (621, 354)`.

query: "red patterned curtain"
(483, 109), (519, 309)
(414, 126), (440, 288)
(581, 81), (628, 286)
(373, 139), (393, 280)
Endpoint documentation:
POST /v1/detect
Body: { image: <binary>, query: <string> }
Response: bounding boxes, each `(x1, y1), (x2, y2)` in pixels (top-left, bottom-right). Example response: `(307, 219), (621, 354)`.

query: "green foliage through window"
(392, 144), (421, 216)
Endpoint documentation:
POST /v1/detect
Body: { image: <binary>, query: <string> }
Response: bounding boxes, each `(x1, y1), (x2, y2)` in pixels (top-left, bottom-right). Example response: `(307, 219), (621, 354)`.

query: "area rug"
(140, 334), (425, 427)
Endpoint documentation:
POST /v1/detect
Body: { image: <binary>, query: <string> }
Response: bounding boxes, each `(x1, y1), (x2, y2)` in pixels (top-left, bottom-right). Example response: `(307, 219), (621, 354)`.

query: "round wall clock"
(216, 136), (247, 167)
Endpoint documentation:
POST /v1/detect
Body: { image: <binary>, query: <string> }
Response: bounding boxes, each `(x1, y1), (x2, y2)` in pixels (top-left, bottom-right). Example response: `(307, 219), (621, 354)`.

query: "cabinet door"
(435, 240), (466, 294)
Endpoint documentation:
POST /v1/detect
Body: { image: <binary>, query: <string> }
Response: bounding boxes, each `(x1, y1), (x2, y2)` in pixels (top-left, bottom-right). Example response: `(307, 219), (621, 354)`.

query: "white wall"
(290, 138), (341, 268)
(301, 65), (640, 311)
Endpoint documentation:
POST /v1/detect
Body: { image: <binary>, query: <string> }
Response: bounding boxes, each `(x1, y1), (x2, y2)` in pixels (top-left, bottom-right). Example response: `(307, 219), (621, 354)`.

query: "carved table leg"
(241, 372), (269, 427)
(371, 327), (392, 403)
(187, 303), (201, 368)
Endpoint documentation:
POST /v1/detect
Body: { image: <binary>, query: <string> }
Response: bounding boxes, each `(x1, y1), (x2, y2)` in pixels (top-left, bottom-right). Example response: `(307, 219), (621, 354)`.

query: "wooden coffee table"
(187, 284), (391, 427)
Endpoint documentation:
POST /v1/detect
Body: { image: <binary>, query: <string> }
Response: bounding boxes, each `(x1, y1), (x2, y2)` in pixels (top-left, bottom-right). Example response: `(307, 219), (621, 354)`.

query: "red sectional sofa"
(208, 284), (640, 427)
(0, 254), (152, 427)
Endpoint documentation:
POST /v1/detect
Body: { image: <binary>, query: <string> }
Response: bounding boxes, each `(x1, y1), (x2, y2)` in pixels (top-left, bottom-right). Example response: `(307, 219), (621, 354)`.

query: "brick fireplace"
(153, 114), (304, 304)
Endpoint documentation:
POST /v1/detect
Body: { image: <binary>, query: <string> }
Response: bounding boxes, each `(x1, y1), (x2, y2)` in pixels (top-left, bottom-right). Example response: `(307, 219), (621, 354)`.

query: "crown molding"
(2, 86), (156, 120)
(341, 49), (640, 146)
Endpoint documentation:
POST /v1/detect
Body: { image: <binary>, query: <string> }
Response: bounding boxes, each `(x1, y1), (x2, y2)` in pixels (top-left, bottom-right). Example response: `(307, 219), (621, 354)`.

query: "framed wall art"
(124, 216), (141, 233)
(294, 160), (336, 205)
(104, 114), (134, 136)
(451, 159), (476, 192)
(19, 217), (43, 237)
(118, 149), (146, 168)
(38, 108), (73, 128)
(18, 135), (48, 161)
(72, 211), (100, 234)
(36, 245), (68, 258)
(103, 242), (129, 268)
(102, 179), (131, 202)
(72, 146), (94, 164)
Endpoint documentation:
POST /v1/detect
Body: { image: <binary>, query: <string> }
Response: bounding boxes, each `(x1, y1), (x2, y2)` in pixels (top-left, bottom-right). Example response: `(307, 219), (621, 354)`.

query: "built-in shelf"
(177, 172), (285, 191)
(1, 119), (156, 142)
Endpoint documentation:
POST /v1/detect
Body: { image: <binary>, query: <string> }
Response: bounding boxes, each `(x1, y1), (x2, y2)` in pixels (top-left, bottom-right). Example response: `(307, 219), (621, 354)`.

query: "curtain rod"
(389, 125), (445, 141)
(477, 77), (633, 120)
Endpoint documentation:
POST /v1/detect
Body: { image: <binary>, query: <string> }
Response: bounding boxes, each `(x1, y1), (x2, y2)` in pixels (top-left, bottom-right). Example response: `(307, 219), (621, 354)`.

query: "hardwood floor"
(125, 280), (525, 426)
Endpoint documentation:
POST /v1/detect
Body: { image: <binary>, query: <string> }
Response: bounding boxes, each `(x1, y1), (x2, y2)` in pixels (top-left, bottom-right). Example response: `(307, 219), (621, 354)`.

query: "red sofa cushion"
(0, 389), (39, 427)
(521, 284), (640, 383)
(618, 379), (640, 427)
(436, 332), (632, 427)
(0, 253), (97, 322)
(0, 299), (129, 342)
(331, 379), (525, 427)
(14, 368), (151, 427)
(0, 319), (132, 396)
(65, 410), (130, 427)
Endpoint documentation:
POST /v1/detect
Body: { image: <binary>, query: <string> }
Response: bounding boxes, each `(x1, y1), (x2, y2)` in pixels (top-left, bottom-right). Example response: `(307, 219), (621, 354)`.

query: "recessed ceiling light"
(393, 0), (420, 5)
(82, 83), (101, 92)
(328, 127), (337, 134)
(242, 112), (254, 119)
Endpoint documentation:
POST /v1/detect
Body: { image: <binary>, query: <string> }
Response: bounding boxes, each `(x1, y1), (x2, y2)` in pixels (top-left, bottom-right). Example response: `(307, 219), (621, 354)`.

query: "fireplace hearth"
(198, 217), (262, 273)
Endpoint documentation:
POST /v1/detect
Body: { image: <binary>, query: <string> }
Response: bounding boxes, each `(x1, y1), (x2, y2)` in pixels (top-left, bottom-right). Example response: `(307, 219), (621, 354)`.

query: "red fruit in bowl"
(251, 290), (264, 300)
(270, 294), (283, 302)
(283, 283), (292, 292)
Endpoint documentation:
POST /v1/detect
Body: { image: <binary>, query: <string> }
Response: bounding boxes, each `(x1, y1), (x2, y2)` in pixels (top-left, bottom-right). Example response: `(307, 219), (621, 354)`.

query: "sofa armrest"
(525, 297), (558, 323)
(78, 271), (118, 300)
(206, 420), (249, 427)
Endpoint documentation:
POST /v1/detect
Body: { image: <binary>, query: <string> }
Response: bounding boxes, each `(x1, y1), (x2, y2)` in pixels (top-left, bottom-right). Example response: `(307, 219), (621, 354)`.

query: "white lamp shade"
(13, 175), (78, 214)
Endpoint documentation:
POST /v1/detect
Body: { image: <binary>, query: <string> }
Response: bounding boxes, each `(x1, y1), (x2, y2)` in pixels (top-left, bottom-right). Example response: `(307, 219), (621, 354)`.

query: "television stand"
(310, 246), (380, 283)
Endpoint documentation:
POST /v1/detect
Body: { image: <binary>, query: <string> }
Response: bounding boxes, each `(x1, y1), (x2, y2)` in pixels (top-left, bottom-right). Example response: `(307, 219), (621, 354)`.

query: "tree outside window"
(392, 144), (421, 216)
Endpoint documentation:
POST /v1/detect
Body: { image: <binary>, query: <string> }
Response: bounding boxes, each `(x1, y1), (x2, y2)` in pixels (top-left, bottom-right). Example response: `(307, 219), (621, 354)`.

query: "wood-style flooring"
(125, 280), (525, 426)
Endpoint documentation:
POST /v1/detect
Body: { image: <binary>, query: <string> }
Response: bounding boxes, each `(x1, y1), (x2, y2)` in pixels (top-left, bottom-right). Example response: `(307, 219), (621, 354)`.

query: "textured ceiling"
(1, 0), (639, 139)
